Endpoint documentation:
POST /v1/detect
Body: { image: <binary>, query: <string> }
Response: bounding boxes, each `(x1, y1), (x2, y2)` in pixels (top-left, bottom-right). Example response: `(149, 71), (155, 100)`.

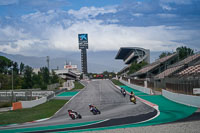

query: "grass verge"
(72, 81), (84, 90)
(0, 99), (67, 125)
(111, 79), (125, 86)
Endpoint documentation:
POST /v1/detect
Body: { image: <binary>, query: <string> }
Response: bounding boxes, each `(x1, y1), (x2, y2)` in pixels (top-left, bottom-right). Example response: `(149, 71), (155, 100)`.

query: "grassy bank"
(111, 79), (125, 86)
(72, 81), (84, 90)
(0, 99), (67, 125)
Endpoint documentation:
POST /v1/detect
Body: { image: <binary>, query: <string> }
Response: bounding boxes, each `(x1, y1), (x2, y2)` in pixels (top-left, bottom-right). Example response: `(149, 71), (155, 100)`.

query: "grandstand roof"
(131, 53), (177, 77)
(115, 47), (150, 64)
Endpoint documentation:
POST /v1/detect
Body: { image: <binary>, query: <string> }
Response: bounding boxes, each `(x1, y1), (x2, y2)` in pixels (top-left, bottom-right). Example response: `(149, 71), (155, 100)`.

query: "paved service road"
(0, 80), (156, 132)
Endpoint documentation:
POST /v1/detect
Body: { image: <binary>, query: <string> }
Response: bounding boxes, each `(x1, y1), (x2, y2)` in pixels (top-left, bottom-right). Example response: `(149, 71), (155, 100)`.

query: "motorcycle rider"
(130, 91), (136, 101)
(68, 109), (78, 117)
(89, 104), (96, 111)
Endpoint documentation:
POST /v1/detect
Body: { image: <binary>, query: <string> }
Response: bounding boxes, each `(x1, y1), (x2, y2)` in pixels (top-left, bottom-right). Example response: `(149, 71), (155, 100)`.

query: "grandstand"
(152, 53), (200, 95)
(117, 49), (200, 95)
(155, 53), (200, 79)
(115, 47), (150, 76)
(130, 53), (178, 78)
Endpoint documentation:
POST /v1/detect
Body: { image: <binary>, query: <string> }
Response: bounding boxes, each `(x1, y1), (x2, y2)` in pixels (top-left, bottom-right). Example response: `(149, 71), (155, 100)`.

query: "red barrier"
(12, 102), (22, 110)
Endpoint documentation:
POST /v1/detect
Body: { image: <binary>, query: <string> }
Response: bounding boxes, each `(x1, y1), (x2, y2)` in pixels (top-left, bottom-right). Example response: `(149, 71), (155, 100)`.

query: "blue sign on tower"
(78, 34), (88, 43)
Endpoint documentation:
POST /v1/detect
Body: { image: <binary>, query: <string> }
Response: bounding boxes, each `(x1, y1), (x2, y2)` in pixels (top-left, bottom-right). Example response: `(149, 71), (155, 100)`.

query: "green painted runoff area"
(57, 91), (79, 97)
(0, 86), (197, 133)
(66, 86), (197, 132)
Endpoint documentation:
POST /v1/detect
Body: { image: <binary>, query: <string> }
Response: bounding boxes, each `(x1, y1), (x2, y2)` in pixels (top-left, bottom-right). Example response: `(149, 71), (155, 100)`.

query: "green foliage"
(128, 61), (148, 74)
(12, 62), (19, 74)
(23, 65), (33, 89)
(0, 56), (12, 74)
(0, 99), (67, 125)
(159, 52), (172, 59)
(0, 73), (12, 90)
(176, 46), (194, 60)
(40, 67), (49, 84)
(50, 70), (59, 84)
(19, 62), (25, 75)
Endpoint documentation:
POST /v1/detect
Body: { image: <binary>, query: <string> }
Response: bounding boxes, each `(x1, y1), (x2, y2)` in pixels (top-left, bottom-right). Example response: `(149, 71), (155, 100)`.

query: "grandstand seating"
(132, 53), (177, 77)
(155, 65), (183, 79)
(155, 53), (200, 79)
(169, 53), (200, 68)
(177, 64), (200, 76)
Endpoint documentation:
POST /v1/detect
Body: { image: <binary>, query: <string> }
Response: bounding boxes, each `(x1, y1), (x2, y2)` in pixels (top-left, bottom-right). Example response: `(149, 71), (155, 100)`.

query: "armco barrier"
(120, 80), (152, 95)
(162, 89), (200, 108)
(12, 102), (22, 110)
(21, 97), (47, 108)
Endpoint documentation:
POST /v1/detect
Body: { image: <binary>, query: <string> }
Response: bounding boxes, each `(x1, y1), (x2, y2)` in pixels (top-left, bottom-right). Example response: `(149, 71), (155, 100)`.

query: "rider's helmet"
(89, 104), (91, 107)
(68, 109), (72, 112)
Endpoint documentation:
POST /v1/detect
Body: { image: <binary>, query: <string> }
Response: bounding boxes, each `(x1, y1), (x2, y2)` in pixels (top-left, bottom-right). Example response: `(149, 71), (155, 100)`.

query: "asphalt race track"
(0, 80), (157, 132)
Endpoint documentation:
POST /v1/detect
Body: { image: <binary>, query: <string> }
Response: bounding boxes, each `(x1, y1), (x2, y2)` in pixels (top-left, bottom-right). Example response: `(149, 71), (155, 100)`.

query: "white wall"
(120, 80), (152, 95)
(0, 91), (54, 97)
(162, 89), (200, 108)
(21, 97), (47, 108)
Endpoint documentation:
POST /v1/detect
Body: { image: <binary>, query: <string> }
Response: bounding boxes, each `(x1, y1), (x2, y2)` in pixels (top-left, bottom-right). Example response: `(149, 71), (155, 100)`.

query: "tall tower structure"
(47, 56), (49, 70)
(78, 34), (88, 75)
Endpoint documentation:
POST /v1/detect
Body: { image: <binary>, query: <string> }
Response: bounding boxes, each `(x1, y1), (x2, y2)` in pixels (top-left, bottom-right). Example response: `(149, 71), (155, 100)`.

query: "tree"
(12, 62), (19, 75)
(176, 46), (194, 60)
(50, 70), (59, 84)
(40, 67), (49, 84)
(23, 65), (33, 89)
(20, 62), (25, 75)
(159, 52), (172, 59)
(32, 73), (42, 88)
(128, 61), (148, 74)
(0, 56), (12, 74)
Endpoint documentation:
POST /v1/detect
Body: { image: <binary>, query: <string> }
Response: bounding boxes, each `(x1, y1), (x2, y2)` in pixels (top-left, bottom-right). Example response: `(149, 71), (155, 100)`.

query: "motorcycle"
(90, 107), (101, 115)
(122, 90), (126, 97)
(68, 110), (82, 120)
(130, 97), (136, 104)
(121, 89), (126, 97)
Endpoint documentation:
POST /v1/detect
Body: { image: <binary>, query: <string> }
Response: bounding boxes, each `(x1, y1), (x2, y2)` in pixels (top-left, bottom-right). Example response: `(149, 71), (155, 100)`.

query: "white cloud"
(132, 13), (143, 17)
(160, 4), (175, 11)
(160, 0), (192, 5)
(1, 3), (200, 56)
(68, 6), (117, 19)
(1, 18), (200, 56)
(21, 10), (59, 23)
(0, 0), (18, 5)
(43, 20), (198, 52)
(158, 13), (177, 18)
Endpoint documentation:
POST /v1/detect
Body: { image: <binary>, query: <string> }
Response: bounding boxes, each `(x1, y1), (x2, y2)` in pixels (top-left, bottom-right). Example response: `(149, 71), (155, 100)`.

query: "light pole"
(11, 66), (14, 103)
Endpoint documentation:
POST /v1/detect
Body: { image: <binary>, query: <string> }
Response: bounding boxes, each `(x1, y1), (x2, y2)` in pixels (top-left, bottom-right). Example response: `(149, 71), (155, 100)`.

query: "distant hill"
(0, 51), (162, 73)
(0, 51), (124, 73)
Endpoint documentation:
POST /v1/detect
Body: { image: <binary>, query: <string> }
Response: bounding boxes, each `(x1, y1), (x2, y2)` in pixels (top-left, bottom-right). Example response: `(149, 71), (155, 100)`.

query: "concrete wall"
(21, 97), (47, 108)
(120, 80), (152, 95)
(0, 91), (54, 97)
(162, 89), (200, 108)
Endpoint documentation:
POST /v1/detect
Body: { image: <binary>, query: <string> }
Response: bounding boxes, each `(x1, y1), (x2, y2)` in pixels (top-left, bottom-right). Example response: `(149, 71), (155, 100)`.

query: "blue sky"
(0, 0), (199, 57)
